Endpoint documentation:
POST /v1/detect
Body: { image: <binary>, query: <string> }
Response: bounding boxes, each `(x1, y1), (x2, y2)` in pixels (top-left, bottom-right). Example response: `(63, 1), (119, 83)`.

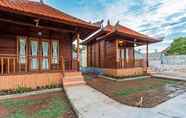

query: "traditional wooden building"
(83, 22), (161, 77)
(0, 0), (100, 90)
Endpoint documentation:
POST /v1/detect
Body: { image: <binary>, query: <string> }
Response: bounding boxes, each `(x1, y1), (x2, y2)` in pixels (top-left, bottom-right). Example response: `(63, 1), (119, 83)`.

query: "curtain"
(31, 41), (38, 69)
(19, 37), (26, 64)
(52, 41), (59, 64)
(42, 42), (49, 69)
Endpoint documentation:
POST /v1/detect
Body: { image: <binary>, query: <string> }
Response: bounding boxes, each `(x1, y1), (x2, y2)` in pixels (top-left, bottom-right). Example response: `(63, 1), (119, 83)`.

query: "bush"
(15, 86), (32, 93)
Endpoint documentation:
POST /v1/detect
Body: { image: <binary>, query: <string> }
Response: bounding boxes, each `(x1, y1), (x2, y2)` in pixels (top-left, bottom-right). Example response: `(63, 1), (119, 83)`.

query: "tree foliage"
(167, 37), (186, 55)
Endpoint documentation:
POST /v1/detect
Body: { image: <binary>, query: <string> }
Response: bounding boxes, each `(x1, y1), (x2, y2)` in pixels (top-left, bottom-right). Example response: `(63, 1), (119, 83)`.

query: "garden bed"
(0, 91), (76, 118)
(84, 74), (186, 108)
(0, 84), (62, 96)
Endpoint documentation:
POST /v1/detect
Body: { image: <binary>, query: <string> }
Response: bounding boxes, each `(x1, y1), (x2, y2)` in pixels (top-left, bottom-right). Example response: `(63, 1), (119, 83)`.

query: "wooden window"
(52, 40), (59, 64)
(30, 40), (39, 70)
(116, 48), (120, 62)
(126, 48), (129, 61)
(18, 37), (26, 64)
(42, 41), (49, 70)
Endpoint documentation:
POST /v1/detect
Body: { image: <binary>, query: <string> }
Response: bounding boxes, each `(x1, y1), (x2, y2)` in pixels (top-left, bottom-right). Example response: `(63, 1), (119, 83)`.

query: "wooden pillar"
(146, 43), (149, 67)
(77, 33), (80, 71)
(116, 40), (119, 69)
(133, 44), (135, 67)
(144, 43), (149, 71)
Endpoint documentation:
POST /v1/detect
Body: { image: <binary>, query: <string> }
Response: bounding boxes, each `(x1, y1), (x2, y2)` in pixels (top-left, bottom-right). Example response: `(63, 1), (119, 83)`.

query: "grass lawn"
(115, 79), (177, 96)
(85, 75), (186, 108)
(0, 92), (76, 118)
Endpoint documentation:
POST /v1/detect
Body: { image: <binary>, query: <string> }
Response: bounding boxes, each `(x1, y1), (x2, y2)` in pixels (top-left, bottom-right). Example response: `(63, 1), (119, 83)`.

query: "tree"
(167, 37), (186, 55)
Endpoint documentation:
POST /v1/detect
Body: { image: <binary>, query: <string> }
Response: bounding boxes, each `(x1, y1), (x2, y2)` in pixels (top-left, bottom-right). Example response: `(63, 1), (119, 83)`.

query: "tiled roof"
(82, 24), (161, 44)
(0, 0), (98, 28)
(104, 24), (157, 41)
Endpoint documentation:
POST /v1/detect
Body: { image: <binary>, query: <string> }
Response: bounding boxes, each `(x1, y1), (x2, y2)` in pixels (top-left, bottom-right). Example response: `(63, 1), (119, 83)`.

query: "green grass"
(115, 79), (177, 97)
(0, 95), (70, 118)
(84, 75), (94, 80)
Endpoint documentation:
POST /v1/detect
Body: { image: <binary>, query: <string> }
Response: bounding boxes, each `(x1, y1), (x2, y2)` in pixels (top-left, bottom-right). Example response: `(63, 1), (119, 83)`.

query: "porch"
(0, 1), (99, 90)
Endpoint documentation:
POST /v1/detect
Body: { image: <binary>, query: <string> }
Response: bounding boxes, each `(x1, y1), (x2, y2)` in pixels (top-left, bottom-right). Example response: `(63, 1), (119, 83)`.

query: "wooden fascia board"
(115, 31), (161, 44)
(0, 6), (99, 30)
(0, 17), (75, 33)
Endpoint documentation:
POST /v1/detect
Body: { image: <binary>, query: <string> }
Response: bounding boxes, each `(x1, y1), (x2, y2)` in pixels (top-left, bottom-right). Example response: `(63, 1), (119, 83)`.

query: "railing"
(64, 59), (79, 72)
(0, 55), (68, 75)
(117, 59), (145, 69)
(0, 54), (17, 74)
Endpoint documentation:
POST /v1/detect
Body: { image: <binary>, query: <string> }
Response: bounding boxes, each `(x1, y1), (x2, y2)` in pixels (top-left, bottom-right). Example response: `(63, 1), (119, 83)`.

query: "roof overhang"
(95, 31), (162, 46)
(0, 4), (100, 31)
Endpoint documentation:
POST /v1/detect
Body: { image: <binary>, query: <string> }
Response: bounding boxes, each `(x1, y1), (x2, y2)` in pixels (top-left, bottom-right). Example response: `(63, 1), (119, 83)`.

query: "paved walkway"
(65, 85), (186, 118)
(152, 71), (186, 81)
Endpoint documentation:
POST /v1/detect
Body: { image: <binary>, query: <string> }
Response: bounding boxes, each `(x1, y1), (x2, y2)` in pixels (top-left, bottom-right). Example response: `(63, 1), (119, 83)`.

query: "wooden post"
(77, 33), (80, 71)
(145, 43), (149, 71)
(146, 43), (149, 67)
(133, 44), (135, 67)
(1, 58), (3, 74)
(13, 58), (16, 73)
(116, 40), (119, 69)
(7, 58), (10, 74)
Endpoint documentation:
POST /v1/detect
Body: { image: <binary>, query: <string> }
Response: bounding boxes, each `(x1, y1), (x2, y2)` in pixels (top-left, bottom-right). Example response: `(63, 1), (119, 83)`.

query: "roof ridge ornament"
(113, 20), (120, 31)
(40, 0), (44, 4)
(115, 20), (120, 26)
(107, 20), (111, 26)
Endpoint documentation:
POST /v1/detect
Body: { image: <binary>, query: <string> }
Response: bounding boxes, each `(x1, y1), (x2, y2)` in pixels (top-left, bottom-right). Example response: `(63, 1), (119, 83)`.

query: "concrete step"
(63, 80), (86, 86)
(63, 77), (84, 83)
(63, 71), (85, 86)
(64, 75), (83, 80)
(64, 72), (82, 77)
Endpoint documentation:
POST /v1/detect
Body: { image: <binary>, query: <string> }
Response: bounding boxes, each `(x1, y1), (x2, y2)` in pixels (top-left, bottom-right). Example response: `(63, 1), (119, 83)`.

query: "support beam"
(77, 33), (80, 71)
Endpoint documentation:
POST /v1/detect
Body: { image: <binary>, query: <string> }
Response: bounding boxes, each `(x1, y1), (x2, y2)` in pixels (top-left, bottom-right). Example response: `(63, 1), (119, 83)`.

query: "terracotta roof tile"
(103, 24), (160, 43)
(0, 0), (98, 28)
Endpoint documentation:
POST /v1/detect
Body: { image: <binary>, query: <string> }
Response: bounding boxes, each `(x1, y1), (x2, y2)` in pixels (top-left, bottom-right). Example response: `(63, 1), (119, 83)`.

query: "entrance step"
(63, 72), (85, 86)
(64, 71), (82, 77)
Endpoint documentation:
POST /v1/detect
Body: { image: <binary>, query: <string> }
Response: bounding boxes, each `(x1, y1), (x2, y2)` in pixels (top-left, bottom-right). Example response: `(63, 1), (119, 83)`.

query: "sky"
(33, 0), (186, 53)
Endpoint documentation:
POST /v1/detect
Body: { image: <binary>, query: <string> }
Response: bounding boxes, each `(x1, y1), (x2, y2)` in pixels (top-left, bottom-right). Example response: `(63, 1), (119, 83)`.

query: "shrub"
(15, 86), (32, 93)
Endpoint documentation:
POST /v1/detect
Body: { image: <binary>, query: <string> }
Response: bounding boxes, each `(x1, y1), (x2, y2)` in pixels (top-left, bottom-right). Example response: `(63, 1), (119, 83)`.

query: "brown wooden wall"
(87, 40), (117, 68)
(0, 22), (73, 71)
(0, 35), (16, 55)
(87, 39), (135, 69)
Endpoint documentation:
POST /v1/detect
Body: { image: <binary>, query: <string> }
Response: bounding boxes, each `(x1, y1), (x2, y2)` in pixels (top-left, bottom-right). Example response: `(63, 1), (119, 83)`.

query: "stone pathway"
(65, 85), (186, 118)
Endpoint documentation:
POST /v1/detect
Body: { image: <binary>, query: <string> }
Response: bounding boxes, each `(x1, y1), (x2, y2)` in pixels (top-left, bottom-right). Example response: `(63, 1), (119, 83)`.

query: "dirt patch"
(0, 106), (8, 118)
(0, 91), (77, 118)
(62, 111), (77, 118)
(25, 101), (49, 115)
(85, 74), (186, 108)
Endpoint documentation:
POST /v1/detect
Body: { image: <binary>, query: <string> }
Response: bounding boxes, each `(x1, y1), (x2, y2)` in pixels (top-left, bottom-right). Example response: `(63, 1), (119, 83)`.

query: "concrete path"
(152, 71), (186, 81)
(65, 85), (186, 118)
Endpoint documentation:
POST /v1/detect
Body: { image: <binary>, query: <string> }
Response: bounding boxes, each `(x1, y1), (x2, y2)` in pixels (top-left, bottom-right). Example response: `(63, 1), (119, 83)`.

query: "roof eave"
(0, 6), (100, 30)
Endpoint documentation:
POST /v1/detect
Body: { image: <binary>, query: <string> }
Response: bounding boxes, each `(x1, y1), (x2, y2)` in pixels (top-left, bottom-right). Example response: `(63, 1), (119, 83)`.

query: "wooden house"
(0, 0), (100, 90)
(82, 22), (161, 77)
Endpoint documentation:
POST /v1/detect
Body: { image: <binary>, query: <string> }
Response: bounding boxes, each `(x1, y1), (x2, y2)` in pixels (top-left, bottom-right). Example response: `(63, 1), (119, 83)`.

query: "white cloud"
(96, 0), (186, 52)
(44, 0), (186, 52)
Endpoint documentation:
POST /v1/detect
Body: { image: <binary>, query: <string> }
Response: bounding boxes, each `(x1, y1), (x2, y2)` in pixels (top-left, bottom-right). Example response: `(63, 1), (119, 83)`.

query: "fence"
(0, 72), (62, 90)
(150, 55), (186, 72)
(161, 55), (186, 65)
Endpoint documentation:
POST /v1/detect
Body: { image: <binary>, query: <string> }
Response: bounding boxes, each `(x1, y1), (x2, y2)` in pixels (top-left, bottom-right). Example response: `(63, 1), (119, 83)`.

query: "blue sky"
(35, 0), (186, 52)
